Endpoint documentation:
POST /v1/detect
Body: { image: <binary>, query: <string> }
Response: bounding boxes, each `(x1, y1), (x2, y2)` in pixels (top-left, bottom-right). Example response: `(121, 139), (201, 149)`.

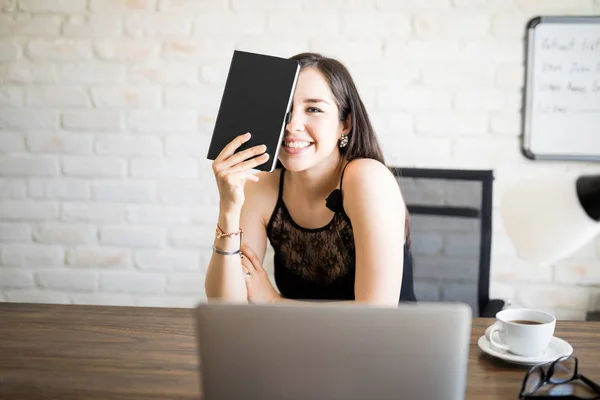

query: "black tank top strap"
(278, 168), (285, 201)
(338, 159), (353, 198)
(325, 160), (353, 215)
(266, 169), (286, 236)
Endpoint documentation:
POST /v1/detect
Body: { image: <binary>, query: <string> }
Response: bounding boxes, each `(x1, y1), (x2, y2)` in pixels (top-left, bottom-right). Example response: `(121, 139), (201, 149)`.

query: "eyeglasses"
(520, 355), (600, 399)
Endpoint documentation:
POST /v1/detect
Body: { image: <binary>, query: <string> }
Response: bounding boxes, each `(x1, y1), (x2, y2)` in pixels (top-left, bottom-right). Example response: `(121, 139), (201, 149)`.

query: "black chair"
(391, 167), (506, 318)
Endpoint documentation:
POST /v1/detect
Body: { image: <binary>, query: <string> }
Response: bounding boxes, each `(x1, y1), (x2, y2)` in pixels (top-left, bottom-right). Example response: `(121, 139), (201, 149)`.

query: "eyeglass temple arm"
(579, 374), (600, 394)
(521, 395), (590, 399)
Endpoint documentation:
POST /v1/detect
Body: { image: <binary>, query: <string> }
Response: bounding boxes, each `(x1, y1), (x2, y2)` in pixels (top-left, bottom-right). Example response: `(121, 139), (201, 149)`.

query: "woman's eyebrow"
(303, 98), (330, 105)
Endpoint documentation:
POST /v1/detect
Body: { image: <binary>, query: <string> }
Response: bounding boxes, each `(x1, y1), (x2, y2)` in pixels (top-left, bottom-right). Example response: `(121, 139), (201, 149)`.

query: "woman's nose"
(286, 109), (303, 132)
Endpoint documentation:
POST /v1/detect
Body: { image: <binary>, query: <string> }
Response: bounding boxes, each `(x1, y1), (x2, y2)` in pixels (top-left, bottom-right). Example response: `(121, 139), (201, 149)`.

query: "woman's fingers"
(228, 153), (270, 174)
(214, 132), (251, 164)
(212, 132), (270, 177)
(222, 170), (260, 190)
(241, 263), (250, 276)
(210, 131), (266, 211)
(241, 257), (255, 281)
(246, 172), (260, 183)
(220, 144), (268, 170)
(240, 244), (262, 272)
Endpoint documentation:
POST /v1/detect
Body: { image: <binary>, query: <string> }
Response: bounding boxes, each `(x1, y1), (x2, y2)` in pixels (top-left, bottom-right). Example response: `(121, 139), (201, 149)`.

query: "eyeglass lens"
(550, 356), (577, 384)
(524, 357), (578, 395)
(525, 367), (545, 394)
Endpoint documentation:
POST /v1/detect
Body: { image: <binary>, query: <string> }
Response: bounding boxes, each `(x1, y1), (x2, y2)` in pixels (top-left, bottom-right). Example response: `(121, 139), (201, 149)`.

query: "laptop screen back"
(195, 302), (472, 400)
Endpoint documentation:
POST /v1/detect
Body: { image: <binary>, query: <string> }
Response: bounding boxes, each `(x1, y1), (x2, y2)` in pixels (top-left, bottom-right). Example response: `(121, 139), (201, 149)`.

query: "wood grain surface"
(1, 303), (599, 400)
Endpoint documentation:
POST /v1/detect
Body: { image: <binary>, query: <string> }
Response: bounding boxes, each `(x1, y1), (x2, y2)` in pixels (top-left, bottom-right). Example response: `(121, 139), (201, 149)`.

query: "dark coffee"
(511, 319), (543, 325)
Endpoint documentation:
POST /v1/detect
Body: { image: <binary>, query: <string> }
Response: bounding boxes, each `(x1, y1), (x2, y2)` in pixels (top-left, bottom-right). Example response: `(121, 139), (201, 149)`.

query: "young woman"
(205, 52), (416, 306)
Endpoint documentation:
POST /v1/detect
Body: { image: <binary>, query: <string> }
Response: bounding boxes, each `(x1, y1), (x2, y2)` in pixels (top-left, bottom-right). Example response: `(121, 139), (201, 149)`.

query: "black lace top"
(266, 165), (417, 302)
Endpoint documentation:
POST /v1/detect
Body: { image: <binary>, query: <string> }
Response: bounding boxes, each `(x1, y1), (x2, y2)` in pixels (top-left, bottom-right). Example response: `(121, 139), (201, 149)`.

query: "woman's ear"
(342, 113), (352, 135)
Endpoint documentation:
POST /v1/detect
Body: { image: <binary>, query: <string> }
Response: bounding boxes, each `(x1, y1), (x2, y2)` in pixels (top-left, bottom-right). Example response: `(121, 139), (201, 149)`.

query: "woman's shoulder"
(343, 158), (397, 188)
(342, 158), (404, 214)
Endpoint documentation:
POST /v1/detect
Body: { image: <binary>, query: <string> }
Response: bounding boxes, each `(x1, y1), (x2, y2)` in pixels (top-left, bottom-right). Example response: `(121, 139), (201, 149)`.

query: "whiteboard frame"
(522, 15), (600, 162)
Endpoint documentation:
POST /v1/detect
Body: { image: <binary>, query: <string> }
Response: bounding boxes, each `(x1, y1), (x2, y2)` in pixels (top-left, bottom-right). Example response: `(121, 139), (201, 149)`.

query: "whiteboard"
(523, 16), (600, 161)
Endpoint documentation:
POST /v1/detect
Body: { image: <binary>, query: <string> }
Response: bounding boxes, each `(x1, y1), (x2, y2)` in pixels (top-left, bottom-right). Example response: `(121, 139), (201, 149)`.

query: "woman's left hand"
(240, 243), (282, 304)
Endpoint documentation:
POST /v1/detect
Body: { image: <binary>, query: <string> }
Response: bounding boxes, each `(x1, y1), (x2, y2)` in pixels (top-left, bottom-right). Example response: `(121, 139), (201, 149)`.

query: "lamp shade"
(500, 174), (600, 265)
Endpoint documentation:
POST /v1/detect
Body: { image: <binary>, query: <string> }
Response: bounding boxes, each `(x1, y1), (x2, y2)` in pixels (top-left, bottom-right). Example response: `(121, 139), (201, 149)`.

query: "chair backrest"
(391, 167), (494, 317)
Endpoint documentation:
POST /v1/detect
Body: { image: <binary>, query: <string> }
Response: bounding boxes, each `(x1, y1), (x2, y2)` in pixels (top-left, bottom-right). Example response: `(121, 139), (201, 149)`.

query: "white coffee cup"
(485, 308), (556, 357)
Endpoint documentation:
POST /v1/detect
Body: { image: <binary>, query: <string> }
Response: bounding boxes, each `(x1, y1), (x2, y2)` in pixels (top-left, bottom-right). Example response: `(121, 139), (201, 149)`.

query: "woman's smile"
(282, 139), (315, 154)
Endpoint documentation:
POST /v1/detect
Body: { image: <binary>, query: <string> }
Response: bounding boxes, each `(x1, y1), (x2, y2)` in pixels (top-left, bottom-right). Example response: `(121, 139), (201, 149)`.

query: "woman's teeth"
(284, 141), (312, 149)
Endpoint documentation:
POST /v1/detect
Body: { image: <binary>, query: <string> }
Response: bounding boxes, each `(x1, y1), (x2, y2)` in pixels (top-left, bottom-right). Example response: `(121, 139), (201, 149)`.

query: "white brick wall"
(100, 225), (165, 247)
(1, 0), (599, 318)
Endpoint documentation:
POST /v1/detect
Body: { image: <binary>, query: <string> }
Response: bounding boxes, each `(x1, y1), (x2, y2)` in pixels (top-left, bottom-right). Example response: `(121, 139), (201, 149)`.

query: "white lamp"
(500, 174), (600, 265)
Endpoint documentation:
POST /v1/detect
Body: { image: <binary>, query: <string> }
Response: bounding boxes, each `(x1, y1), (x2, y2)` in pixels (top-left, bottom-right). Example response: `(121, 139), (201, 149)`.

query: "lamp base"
(577, 175), (600, 222)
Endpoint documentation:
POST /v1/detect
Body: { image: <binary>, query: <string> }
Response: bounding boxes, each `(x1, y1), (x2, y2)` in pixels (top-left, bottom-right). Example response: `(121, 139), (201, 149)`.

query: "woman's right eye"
(306, 107), (323, 114)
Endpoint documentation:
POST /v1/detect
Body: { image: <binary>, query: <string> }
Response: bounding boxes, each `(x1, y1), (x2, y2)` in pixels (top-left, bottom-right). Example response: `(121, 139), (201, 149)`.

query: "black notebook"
(206, 50), (300, 172)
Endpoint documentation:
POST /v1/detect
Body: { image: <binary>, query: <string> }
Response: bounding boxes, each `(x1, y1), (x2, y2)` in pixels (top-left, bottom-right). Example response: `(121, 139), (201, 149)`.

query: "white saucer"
(478, 335), (573, 366)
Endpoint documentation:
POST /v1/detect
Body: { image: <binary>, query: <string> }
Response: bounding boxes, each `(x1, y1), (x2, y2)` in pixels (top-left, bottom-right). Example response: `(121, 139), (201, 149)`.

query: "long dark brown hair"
(287, 52), (411, 245)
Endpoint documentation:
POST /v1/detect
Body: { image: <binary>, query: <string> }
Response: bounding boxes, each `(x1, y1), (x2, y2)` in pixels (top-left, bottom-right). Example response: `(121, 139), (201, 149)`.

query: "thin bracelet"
(212, 246), (241, 256)
(212, 230), (243, 257)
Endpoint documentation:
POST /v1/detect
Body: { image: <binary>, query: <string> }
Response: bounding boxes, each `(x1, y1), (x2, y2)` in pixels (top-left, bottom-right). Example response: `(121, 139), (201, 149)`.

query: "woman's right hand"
(212, 132), (270, 213)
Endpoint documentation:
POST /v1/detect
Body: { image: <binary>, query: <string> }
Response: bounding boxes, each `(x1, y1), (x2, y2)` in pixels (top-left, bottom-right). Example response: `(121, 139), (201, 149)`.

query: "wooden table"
(1, 303), (599, 400)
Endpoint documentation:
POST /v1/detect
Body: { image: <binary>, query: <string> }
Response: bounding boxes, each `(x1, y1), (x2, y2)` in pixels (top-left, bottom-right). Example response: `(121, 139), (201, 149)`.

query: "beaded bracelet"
(212, 225), (243, 258)
(215, 224), (243, 240)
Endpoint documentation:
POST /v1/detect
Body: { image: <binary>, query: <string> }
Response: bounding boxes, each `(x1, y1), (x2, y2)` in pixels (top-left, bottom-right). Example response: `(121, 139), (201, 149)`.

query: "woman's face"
(278, 67), (349, 172)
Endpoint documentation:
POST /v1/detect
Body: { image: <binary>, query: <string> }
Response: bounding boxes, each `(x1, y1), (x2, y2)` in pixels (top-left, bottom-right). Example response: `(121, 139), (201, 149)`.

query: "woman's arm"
(341, 159), (406, 306)
(204, 207), (248, 302)
(204, 131), (271, 302)
(204, 172), (270, 302)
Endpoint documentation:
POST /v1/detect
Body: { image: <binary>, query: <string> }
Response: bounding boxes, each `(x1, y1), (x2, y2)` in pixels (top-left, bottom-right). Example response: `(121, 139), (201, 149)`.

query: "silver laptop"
(195, 302), (472, 400)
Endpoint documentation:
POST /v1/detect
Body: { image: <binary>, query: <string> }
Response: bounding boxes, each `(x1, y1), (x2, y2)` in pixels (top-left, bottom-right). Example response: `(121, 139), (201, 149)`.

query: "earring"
(339, 134), (349, 148)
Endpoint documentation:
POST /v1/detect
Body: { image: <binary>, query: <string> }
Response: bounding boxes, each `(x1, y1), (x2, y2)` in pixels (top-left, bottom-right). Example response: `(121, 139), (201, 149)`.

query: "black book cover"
(207, 50), (300, 172)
